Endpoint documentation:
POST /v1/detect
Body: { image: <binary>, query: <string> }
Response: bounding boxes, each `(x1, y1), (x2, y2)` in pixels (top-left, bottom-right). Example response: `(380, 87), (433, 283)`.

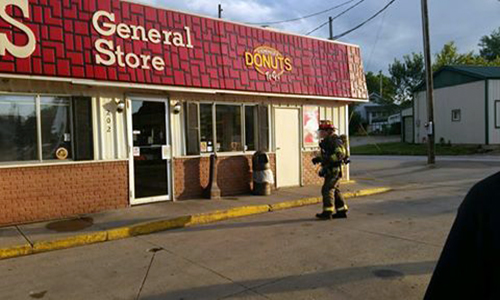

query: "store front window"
(41, 97), (72, 160)
(0, 95), (37, 162)
(199, 103), (214, 153)
(245, 106), (256, 151)
(0, 94), (94, 163)
(185, 102), (268, 155)
(185, 103), (200, 155)
(216, 104), (242, 152)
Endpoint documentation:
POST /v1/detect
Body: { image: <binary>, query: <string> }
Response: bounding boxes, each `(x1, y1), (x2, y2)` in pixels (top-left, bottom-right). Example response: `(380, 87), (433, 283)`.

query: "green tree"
(479, 28), (500, 61)
(434, 41), (500, 69)
(365, 71), (396, 103)
(433, 41), (476, 71)
(388, 53), (424, 104)
(379, 40), (500, 108)
(386, 42), (495, 105)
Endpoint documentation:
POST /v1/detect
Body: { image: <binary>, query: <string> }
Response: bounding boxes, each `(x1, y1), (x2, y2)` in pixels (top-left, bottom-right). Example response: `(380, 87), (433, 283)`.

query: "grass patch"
(351, 142), (482, 156)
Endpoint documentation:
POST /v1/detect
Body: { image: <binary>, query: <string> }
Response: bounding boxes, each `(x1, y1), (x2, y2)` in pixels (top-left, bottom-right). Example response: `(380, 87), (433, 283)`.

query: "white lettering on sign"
(92, 10), (194, 72)
(94, 39), (165, 71)
(0, 0), (36, 59)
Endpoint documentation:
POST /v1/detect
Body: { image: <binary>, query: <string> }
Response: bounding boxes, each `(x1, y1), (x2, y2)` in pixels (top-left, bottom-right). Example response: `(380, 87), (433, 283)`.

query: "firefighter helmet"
(319, 120), (336, 131)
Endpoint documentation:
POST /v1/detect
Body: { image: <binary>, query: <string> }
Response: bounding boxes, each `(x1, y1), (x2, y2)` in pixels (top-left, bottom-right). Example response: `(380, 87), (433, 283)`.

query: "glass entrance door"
(130, 100), (170, 203)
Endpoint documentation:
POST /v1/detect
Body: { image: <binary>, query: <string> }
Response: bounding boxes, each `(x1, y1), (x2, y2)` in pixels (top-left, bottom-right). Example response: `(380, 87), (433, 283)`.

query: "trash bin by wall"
(252, 151), (274, 195)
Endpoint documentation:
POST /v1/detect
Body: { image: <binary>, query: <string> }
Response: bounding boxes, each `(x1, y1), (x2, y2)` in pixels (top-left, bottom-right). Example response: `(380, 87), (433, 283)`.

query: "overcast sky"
(136, 0), (500, 75)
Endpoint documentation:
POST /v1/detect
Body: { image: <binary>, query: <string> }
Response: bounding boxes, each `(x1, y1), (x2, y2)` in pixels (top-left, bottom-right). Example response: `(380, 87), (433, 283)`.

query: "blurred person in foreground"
(424, 172), (500, 299)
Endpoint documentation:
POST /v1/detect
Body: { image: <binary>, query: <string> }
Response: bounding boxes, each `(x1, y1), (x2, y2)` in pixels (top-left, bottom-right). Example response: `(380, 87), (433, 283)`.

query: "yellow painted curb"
(127, 216), (193, 236)
(270, 198), (321, 211)
(347, 187), (392, 198)
(32, 232), (107, 254)
(0, 187), (392, 260)
(0, 244), (32, 260)
(191, 205), (271, 225)
(107, 206), (271, 240)
(106, 227), (133, 241)
(270, 187), (391, 211)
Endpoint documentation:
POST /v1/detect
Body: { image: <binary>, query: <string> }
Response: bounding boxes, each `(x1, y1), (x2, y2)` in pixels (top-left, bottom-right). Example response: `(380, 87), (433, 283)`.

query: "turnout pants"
(321, 172), (348, 213)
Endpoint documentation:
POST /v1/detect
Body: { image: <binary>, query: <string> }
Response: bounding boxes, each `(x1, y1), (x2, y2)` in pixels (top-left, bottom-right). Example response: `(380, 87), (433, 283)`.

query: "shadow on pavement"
(163, 218), (314, 235)
(140, 260), (436, 299)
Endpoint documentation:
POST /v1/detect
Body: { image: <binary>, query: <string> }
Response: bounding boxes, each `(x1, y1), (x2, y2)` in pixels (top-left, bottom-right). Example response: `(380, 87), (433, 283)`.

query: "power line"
(305, 0), (366, 36)
(332, 0), (397, 40)
(366, 0), (389, 70)
(247, 0), (357, 25)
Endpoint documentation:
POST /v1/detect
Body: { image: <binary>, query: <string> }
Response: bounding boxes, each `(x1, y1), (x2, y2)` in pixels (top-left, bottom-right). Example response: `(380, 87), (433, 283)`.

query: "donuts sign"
(244, 46), (293, 82)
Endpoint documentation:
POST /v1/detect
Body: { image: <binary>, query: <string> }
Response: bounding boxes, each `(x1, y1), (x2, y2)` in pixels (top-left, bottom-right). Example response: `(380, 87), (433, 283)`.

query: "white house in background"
(388, 113), (401, 125)
(355, 93), (396, 133)
(414, 66), (500, 145)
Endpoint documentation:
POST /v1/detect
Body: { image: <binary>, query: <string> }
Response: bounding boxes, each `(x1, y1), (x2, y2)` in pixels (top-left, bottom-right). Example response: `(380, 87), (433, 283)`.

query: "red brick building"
(0, 0), (368, 226)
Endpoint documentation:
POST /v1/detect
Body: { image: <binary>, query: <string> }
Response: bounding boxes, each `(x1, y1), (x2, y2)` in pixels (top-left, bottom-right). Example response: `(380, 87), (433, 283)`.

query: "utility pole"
(421, 0), (435, 165)
(218, 4), (223, 19)
(328, 16), (333, 40)
(379, 70), (383, 98)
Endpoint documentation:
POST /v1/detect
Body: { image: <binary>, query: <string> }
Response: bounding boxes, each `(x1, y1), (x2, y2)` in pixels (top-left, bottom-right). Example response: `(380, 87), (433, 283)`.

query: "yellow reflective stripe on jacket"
(329, 145), (346, 163)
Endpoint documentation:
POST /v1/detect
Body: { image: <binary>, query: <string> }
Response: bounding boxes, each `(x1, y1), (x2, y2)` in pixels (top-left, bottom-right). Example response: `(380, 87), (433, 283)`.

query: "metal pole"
(218, 4), (223, 19)
(379, 70), (383, 98)
(421, 0), (435, 164)
(329, 16), (333, 40)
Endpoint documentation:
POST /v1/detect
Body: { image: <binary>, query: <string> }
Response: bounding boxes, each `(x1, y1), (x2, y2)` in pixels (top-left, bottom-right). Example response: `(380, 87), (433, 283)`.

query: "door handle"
(276, 147), (281, 150)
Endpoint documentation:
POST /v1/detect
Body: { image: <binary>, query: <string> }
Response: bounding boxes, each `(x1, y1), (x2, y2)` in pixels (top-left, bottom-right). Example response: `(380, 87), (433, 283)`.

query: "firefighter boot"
(331, 211), (347, 219)
(315, 211), (333, 220)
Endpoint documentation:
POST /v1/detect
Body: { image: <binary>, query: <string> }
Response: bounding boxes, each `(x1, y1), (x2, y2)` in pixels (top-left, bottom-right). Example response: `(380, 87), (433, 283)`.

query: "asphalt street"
(1, 155), (499, 300)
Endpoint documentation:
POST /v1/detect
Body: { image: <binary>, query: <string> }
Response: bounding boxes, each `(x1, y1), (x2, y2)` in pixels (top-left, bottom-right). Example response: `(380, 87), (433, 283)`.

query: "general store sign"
(0, 0), (36, 58)
(0, 0), (368, 100)
(92, 10), (194, 71)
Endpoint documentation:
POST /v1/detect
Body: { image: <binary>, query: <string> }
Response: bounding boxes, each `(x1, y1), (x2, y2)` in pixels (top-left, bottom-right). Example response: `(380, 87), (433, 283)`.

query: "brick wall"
(173, 153), (276, 200)
(302, 151), (322, 186)
(0, 161), (128, 226)
(302, 151), (349, 185)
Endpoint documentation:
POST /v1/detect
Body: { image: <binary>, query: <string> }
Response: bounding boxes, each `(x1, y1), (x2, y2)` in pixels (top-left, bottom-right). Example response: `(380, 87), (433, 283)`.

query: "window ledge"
(174, 151), (276, 159)
(0, 159), (128, 170)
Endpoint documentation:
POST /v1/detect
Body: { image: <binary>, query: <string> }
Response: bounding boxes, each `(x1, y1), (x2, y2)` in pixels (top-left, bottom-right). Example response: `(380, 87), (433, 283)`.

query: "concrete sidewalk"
(0, 180), (390, 260)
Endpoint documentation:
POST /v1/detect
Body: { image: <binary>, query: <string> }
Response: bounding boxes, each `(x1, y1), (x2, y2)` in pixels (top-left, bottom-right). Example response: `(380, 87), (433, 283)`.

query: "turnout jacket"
(424, 171), (500, 300)
(318, 136), (345, 167)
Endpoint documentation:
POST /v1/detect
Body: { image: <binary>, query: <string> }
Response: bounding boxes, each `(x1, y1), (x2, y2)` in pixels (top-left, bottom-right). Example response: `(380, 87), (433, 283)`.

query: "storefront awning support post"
(206, 153), (221, 200)
(206, 103), (221, 199)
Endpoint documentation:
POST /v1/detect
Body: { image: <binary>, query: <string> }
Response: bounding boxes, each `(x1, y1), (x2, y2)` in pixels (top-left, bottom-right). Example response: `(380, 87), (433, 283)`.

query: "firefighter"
(312, 120), (348, 220)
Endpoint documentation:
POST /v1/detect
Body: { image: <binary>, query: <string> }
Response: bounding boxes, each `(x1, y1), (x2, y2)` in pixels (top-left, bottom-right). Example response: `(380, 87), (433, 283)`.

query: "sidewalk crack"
(135, 247), (163, 300)
(136, 237), (267, 299)
(15, 226), (33, 247)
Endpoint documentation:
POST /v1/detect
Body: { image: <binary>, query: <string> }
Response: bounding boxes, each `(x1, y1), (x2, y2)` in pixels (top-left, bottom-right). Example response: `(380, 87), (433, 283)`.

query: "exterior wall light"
(116, 100), (126, 113)
(172, 102), (182, 114)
